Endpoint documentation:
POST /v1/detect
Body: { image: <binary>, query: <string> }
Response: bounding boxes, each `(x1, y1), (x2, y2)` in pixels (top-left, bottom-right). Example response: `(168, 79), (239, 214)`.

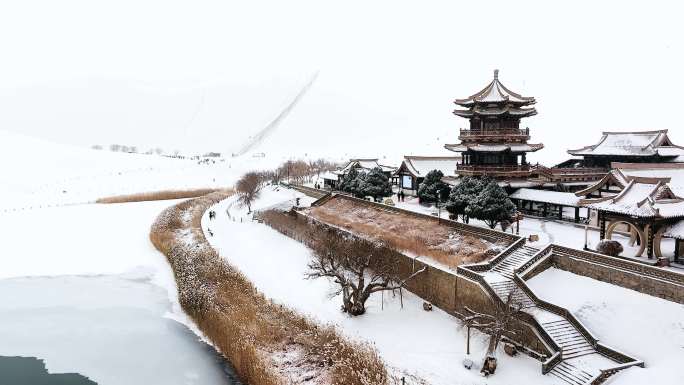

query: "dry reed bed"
(306, 199), (504, 269)
(149, 192), (388, 385)
(97, 188), (225, 203)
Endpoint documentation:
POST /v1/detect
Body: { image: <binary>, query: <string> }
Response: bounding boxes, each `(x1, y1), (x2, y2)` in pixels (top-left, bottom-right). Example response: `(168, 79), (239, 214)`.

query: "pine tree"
(417, 170), (450, 203)
(466, 180), (516, 229)
(445, 176), (482, 222)
(360, 167), (392, 200)
(339, 167), (359, 194)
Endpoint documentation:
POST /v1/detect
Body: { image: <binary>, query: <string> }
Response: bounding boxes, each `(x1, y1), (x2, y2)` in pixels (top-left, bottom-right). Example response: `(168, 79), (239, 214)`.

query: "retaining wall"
(550, 247), (684, 304)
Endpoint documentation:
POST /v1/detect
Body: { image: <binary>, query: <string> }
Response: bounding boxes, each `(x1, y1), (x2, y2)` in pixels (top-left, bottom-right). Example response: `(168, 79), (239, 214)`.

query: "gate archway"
(605, 221), (646, 257)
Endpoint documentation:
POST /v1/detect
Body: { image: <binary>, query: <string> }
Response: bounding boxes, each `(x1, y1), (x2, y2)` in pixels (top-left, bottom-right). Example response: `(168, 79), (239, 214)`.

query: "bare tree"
(458, 289), (528, 376)
(236, 171), (265, 213)
(307, 234), (425, 316)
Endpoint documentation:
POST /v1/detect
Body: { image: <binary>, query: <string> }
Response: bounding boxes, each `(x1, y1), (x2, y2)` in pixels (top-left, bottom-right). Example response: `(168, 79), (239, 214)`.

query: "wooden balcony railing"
(459, 128), (530, 141)
(456, 164), (532, 177)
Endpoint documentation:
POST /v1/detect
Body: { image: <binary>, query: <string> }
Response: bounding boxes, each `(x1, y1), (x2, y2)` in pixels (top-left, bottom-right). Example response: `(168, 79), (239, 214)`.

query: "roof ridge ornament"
(494, 69), (499, 80)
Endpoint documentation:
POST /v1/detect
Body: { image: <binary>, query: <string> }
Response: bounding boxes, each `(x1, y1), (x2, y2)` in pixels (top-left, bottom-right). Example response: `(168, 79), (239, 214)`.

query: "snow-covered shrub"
(596, 239), (624, 257)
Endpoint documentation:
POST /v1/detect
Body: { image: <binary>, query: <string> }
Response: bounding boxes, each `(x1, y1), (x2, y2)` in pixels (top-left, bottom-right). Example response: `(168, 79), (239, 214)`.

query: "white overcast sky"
(0, 0), (682, 164)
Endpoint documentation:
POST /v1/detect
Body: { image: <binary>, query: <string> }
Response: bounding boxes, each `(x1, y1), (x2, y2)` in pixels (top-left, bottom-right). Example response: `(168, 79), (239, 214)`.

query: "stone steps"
(542, 320), (595, 359)
(548, 361), (595, 385)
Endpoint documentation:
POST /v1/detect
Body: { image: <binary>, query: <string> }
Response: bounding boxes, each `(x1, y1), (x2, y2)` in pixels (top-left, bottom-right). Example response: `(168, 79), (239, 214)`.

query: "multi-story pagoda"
(444, 70), (543, 179)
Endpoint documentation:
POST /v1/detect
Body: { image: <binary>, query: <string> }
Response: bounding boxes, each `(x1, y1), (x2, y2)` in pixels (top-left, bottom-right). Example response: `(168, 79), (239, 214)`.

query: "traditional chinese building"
(444, 70), (543, 179)
(577, 163), (684, 263)
(565, 130), (684, 168)
(322, 158), (396, 189)
(394, 156), (461, 195)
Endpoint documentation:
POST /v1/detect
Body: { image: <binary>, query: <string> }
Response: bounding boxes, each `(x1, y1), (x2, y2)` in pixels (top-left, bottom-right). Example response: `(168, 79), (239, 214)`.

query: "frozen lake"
(0, 273), (241, 385)
(0, 198), (243, 385)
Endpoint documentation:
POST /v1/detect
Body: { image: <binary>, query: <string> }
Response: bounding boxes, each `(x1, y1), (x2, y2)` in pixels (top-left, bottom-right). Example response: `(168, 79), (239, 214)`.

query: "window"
(402, 175), (413, 189)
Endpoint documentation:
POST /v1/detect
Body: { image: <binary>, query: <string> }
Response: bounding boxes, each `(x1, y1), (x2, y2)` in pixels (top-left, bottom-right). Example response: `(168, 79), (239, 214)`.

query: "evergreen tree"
(417, 170), (451, 203)
(466, 180), (516, 229)
(359, 167), (392, 200)
(351, 171), (368, 198)
(445, 176), (482, 222)
(339, 167), (359, 194)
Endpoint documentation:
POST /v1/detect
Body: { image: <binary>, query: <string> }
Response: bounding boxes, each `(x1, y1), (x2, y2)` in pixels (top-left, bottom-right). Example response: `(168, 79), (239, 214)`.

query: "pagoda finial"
(494, 69), (499, 80)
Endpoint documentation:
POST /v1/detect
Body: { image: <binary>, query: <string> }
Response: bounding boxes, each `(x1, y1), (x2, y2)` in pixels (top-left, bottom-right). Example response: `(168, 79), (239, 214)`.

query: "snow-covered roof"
(396, 156), (461, 178)
(444, 143), (544, 153)
(338, 158), (396, 175)
(581, 177), (684, 218)
(568, 130), (684, 157)
(321, 171), (338, 181)
(453, 70), (536, 107)
(664, 220), (684, 239)
(510, 188), (581, 207)
(614, 163), (684, 194)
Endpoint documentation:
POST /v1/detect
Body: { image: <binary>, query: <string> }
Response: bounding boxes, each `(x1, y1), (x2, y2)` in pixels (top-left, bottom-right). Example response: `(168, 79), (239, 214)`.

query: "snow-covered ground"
(528, 268), (684, 385)
(0, 129), (281, 212)
(204, 188), (559, 385)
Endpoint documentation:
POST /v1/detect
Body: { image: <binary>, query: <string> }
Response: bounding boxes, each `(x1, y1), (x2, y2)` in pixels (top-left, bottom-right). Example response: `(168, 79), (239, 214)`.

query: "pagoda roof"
(567, 130), (684, 157)
(444, 143), (544, 153)
(453, 105), (537, 118)
(453, 70), (536, 107)
(394, 156), (461, 178)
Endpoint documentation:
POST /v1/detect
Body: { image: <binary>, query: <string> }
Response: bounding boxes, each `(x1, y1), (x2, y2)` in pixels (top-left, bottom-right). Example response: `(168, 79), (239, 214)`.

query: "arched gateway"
(579, 166), (684, 262)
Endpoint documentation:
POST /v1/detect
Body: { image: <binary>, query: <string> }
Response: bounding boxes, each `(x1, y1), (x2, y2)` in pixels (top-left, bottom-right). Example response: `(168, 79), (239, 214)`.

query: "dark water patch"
(0, 356), (97, 385)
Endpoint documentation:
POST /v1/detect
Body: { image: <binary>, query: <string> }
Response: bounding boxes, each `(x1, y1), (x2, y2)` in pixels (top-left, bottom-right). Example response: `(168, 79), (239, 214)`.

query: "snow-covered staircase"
(490, 245), (539, 279)
(459, 241), (643, 385)
(489, 280), (535, 308)
(542, 320), (595, 360)
(548, 361), (595, 385)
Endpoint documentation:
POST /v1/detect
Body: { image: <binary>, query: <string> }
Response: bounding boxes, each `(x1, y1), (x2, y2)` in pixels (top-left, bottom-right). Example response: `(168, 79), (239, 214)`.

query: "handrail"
(457, 164), (531, 172)
(513, 273), (599, 345)
(542, 351), (562, 374)
(595, 342), (641, 365)
(459, 128), (530, 137)
(589, 359), (645, 385)
(514, 244), (553, 277)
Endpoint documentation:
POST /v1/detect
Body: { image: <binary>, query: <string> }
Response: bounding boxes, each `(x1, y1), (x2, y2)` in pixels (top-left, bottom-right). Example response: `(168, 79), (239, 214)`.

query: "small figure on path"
(209, 210), (216, 220)
(207, 228), (214, 237)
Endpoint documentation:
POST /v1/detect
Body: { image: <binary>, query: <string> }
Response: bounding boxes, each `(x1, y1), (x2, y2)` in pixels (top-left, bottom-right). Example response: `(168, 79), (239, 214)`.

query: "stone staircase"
(542, 320), (595, 360)
(490, 245), (540, 279)
(459, 242), (643, 385)
(489, 280), (536, 308)
(548, 361), (595, 385)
